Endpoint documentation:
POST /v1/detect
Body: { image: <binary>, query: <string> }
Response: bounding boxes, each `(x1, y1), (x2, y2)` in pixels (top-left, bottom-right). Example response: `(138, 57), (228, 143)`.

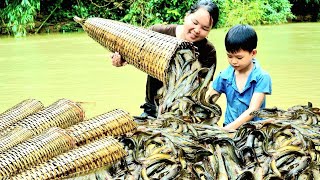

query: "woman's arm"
(223, 92), (265, 130)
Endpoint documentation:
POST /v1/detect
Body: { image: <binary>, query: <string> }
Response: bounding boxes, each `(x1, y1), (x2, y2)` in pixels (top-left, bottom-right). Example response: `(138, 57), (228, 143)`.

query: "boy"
(206, 24), (272, 130)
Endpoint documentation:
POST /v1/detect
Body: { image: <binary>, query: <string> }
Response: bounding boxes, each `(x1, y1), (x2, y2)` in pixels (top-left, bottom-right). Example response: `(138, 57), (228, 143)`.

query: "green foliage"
(119, 0), (295, 28)
(121, 0), (196, 27)
(41, 0), (130, 23)
(213, 0), (294, 27)
(0, 0), (315, 36)
(0, 0), (40, 37)
(262, 0), (295, 24)
(215, 0), (264, 27)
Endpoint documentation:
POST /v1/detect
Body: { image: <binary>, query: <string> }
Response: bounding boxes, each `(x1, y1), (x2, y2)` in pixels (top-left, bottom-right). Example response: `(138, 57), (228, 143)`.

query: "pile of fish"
(99, 102), (320, 179)
(83, 47), (320, 179)
(74, 17), (320, 178)
(1, 98), (319, 179)
(158, 48), (222, 125)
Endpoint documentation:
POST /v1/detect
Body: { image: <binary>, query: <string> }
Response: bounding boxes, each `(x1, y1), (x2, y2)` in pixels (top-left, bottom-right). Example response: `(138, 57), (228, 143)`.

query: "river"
(0, 22), (319, 122)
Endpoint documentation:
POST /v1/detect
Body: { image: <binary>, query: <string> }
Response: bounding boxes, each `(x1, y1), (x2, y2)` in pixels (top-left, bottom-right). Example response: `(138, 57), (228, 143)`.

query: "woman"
(111, 0), (219, 118)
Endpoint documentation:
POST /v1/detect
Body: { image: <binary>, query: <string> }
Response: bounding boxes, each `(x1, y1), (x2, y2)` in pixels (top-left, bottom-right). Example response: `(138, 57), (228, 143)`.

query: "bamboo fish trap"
(0, 107), (135, 179)
(0, 127), (75, 178)
(0, 99), (44, 133)
(0, 98), (84, 153)
(74, 16), (196, 84)
(12, 136), (127, 180)
(67, 108), (137, 146)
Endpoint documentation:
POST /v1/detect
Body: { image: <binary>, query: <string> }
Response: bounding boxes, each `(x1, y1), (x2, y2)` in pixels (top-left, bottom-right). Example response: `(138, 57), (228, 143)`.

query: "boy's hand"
(205, 88), (212, 102)
(205, 90), (220, 104)
(158, 105), (164, 117)
(111, 52), (127, 67)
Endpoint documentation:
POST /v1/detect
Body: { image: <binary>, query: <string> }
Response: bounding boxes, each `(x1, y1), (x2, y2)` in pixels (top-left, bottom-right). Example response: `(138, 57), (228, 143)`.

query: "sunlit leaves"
(1, 0), (40, 37)
(213, 0), (294, 27)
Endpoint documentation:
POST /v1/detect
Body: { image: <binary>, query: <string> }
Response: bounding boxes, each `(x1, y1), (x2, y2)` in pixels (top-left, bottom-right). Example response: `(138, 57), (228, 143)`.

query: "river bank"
(0, 12), (318, 37)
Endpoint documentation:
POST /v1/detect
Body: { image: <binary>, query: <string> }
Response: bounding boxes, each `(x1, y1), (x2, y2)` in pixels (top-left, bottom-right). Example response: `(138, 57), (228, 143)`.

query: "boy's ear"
(252, 49), (257, 57)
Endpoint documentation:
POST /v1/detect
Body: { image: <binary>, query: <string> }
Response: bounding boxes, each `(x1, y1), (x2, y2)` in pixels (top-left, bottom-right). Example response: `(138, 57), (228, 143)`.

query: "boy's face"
(227, 49), (257, 72)
(183, 8), (212, 42)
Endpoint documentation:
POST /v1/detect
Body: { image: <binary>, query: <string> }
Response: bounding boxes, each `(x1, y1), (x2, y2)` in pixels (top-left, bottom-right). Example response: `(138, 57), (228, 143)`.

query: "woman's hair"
(225, 24), (258, 53)
(188, 0), (219, 28)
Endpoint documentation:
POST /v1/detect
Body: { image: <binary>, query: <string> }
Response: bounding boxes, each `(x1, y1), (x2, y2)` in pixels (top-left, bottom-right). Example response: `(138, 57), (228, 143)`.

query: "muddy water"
(0, 22), (319, 122)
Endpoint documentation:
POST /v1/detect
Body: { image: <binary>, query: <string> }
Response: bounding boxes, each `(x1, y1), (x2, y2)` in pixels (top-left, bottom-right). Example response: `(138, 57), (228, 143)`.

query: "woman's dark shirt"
(143, 24), (217, 116)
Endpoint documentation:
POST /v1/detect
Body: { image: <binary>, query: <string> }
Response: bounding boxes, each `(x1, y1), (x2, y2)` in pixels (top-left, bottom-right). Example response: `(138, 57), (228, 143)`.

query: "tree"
(0, 0), (40, 36)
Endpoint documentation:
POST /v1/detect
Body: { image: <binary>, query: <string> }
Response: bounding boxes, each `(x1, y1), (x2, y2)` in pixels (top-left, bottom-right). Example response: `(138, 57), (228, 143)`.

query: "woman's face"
(183, 8), (213, 42)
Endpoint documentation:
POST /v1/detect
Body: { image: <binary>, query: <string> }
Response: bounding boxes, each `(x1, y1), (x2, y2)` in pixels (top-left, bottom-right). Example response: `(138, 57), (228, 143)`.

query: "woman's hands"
(111, 52), (127, 67)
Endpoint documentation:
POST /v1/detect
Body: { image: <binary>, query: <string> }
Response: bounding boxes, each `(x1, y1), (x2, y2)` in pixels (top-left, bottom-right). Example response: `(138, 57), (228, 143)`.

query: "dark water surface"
(0, 22), (319, 122)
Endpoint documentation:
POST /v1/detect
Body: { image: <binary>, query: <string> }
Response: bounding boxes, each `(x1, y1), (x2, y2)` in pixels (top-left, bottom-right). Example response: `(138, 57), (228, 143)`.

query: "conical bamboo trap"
(0, 99), (136, 179)
(67, 108), (137, 146)
(74, 16), (196, 84)
(0, 99), (44, 133)
(12, 136), (126, 180)
(0, 127), (75, 177)
(0, 98), (85, 153)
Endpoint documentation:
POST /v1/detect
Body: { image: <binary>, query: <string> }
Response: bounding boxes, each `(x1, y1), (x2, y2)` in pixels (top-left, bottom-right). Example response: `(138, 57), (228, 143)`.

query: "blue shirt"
(212, 59), (272, 125)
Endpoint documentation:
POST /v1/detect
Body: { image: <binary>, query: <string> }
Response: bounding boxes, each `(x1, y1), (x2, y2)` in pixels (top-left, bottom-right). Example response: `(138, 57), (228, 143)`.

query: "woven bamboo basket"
(0, 127), (75, 178)
(67, 109), (137, 145)
(4, 98), (84, 135)
(0, 126), (33, 153)
(74, 16), (195, 84)
(12, 136), (126, 180)
(0, 99), (84, 152)
(0, 99), (44, 133)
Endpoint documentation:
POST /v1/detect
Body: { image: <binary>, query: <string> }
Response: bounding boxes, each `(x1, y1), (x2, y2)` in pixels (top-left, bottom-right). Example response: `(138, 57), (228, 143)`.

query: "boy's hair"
(188, 0), (219, 28)
(225, 24), (257, 53)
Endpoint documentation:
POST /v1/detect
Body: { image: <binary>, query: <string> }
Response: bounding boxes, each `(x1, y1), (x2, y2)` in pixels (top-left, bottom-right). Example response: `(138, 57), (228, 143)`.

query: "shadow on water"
(0, 22), (319, 121)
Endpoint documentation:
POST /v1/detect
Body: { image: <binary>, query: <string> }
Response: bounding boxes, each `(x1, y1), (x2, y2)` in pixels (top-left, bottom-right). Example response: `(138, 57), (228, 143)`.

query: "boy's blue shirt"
(212, 59), (272, 125)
